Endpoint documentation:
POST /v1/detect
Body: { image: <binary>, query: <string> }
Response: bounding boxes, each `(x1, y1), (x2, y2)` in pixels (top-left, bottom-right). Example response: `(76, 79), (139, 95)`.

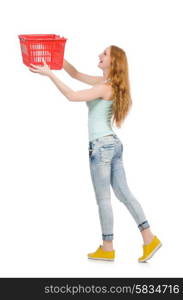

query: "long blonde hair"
(107, 45), (132, 128)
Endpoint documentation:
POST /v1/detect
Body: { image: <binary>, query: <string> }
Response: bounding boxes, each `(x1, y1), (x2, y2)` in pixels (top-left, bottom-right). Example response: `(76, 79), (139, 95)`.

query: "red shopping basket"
(18, 34), (67, 70)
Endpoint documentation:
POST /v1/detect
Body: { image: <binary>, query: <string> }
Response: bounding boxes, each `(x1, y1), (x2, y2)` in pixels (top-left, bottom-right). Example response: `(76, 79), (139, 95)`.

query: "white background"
(0, 0), (183, 277)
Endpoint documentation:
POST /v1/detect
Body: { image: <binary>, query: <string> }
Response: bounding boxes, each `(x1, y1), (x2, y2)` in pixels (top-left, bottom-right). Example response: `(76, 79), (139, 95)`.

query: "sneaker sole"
(138, 242), (162, 263)
(88, 257), (115, 261)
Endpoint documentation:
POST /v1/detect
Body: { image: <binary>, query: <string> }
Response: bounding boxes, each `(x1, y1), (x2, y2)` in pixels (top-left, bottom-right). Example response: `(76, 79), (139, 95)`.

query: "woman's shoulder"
(94, 82), (113, 101)
(101, 83), (113, 101)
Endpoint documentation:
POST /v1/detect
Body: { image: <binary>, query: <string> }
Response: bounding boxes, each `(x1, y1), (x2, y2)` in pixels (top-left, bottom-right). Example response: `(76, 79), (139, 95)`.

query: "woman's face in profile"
(98, 46), (111, 70)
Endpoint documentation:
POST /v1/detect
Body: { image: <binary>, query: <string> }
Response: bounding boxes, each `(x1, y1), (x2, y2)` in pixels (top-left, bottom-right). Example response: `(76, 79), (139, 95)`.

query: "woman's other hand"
(28, 58), (52, 77)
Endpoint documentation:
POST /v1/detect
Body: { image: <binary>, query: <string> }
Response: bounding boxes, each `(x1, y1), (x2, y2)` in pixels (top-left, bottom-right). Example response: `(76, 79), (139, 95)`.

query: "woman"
(28, 45), (162, 263)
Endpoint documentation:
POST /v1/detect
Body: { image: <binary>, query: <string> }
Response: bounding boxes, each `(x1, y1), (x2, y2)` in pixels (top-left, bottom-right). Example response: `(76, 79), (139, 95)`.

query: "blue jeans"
(88, 133), (150, 241)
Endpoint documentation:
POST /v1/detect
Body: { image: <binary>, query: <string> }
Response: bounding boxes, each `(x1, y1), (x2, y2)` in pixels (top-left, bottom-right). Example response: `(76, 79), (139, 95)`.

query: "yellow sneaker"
(87, 245), (115, 261)
(138, 235), (162, 263)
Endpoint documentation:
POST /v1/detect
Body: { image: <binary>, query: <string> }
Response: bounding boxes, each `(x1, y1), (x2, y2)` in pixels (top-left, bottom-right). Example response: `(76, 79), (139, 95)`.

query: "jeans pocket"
(101, 143), (114, 149)
(100, 144), (115, 162)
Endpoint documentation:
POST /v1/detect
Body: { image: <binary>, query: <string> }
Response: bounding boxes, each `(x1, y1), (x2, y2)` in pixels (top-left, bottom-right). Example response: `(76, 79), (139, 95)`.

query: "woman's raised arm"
(63, 59), (104, 86)
(63, 59), (77, 78)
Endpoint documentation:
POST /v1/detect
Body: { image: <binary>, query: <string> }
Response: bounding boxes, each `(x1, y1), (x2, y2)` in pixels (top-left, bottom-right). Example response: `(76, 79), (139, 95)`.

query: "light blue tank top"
(86, 98), (115, 142)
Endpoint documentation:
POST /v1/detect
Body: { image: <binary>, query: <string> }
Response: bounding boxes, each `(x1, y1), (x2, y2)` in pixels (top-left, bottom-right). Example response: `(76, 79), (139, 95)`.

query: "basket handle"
(19, 36), (25, 41)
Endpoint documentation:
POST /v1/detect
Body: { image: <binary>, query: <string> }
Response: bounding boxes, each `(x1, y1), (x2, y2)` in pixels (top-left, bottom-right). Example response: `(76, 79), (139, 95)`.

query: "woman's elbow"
(68, 93), (78, 102)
